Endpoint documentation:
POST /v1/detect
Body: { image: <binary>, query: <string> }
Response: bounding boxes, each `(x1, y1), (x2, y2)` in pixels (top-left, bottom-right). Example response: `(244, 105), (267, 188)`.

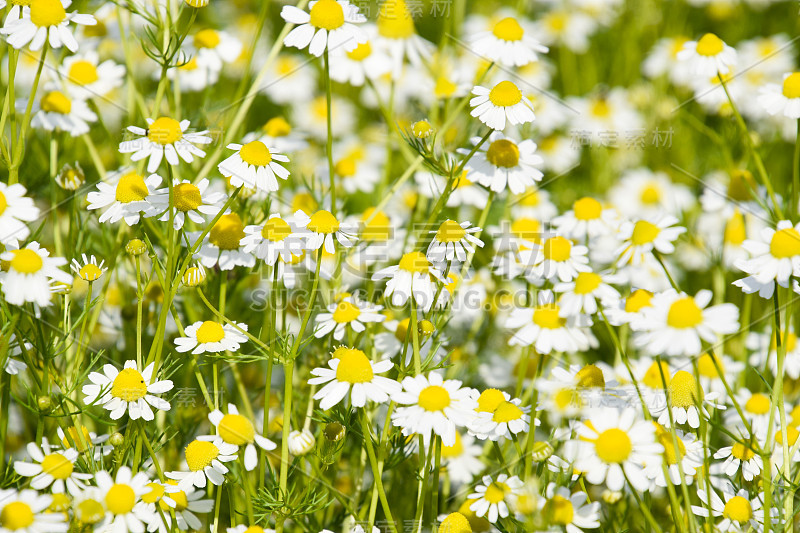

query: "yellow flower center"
(239, 141), (272, 166)
(783, 73), (800, 99)
(307, 210), (340, 234)
(441, 432), (464, 458)
(377, 0), (414, 38)
(594, 428), (632, 463)
(30, 0), (66, 27)
(492, 401), (523, 423)
(436, 220), (467, 243)
(164, 481), (188, 511)
(511, 217), (541, 243)
(642, 361), (671, 388)
(244, 527), (266, 533)
(666, 297), (703, 329)
(142, 482), (164, 504)
(590, 98), (610, 117)
(185, 439), (220, 471)
(631, 220), (660, 245)
(573, 197), (602, 220)
(195, 321), (224, 344)
(575, 364), (605, 388)
(147, 117), (183, 145)
(173, 183), (202, 212)
(309, 0), (345, 30)
(770, 228), (800, 258)
(771, 331), (798, 352)
(219, 413), (256, 445)
(492, 17), (524, 41)
(0, 191), (6, 216)
(194, 28), (220, 49)
(543, 495), (574, 526)
(625, 289), (653, 312)
(361, 209), (391, 242)
(483, 482), (509, 504)
(41, 90), (72, 114)
(418, 385), (451, 411)
(263, 117), (292, 137)
(111, 368), (148, 402)
(334, 348), (374, 383)
(10, 249), (43, 274)
(332, 301), (361, 323)
(477, 389), (506, 413)
(78, 263), (103, 281)
(533, 304), (565, 329)
(573, 272), (601, 295)
(745, 393), (770, 415)
(68, 60), (99, 85)
(346, 41), (372, 61)
(209, 213), (245, 250)
(76, 499), (104, 524)
(62, 425), (93, 452)
(640, 184), (661, 205)
(1, 502), (34, 530)
(438, 512), (472, 533)
(543, 236), (572, 261)
(488, 81), (522, 107)
(697, 354), (722, 378)
(398, 251), (429, 274)
(777, 425), (799, 446)
(261, 218), (292, 242)
(731, 442), (755, 460)
(722, 496), (752, 523)
(434, 76), (458, 99)
(334, 156), (357, 177)
(486, 139), (520, 168)
(41, 453), (74, 479)
(106, 484), (136, 515)
(724, 210), (746, 245)
(115, 172), (149, 203)
(668, 370), (699, 408)
(695, 33), (724, 56)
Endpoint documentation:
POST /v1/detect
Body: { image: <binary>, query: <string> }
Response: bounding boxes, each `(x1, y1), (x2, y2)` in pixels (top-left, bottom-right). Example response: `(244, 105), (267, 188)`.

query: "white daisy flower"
(747, 326), (800, 379)
(372, 252), (446, 312)
(734, 219), (800, 299)
(506, 290), (595, 353)
(470, 16), (548, 67)
(759, 72), (800, 119)
(461, 132), (543, 194)
(0, 334), (29, 376)
(148, 178), (225, 230)
(193, 213), (256, 271)
(167, 437), (238, 491)
(647, 425), (704, 488)
(314, 296), (385, 340)
(30, 88), (96, 135)
(540, 483), (601, 533)
(13, 438), (92, 495)
(308, 346), (401, 409)
(678, 32), (737, 76)
(191, 28), (242, 71)
(0, 182), (40, 245)
(427, 220), (484, 263)
(633, 289), (739, 357)
(56, 425), (112, 460)
(86, 169), (161, 226)
(468, 395), (530, 442)
(174, 320), (248, 355)
(440, 432), (485, 487)
(470, 80), (535, 131)
(391, 371), (478, 447)
(467, 474), (524, 523)
(218, 141), (290, 193)
(526, 234), (590, 283)
(207, 404), (276, 471)
(554, 270), (623, 316)
(373, 0), (433, 77)
(141, 480), (214, 533)
(119, 117), (212, 173)
(295, 209), (357, 253)
(0, 241), (72, 307)
(281, 0), (366, 58)
(1, 0), (96, 53)
(714, 436), (762, 482)
(0, 488), (68, 533)
(82, 360), (173, 421)
(94, 467), (154, 532)
(691, 484), (766, 533)
(70, 254), (107, 282)
(566, 407), (663, 492)
(329, 31), (391, 86)
(725, 390), (777, 441)
(60, 50), (125, 99)
(552, 196), (619, 241)
(241, 213), (306, 265)
(651, 370), (719, 429)
(603, 289), (654, 326)
(615, 215), (686, 267)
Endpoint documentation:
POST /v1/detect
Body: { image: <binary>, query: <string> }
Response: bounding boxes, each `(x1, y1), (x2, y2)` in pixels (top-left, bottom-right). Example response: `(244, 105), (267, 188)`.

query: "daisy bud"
(530, 441), (554, 462)
(324, 422), (345, 442)
(419, 319), (435, 337)
(110, 432), (125, 447)
(56, 162), (84, 190)
(602, 490), (623, 504)
(37, 395), (51, 411)
(438, 512), (472, 533)
(182, 265), (206, 287)
(126, 239), (147, 256)
(412, 120), (434, 139)
(288, 429), (316, 456)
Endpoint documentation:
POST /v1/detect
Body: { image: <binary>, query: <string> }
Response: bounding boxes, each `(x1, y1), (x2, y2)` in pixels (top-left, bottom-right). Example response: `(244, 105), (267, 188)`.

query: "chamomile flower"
(759, 72), (800, 118)
(691, 484), (766, 533)
(468, 395), (530, 441)
(427, 220), (484, 263)
(374, 0), (432, 77)
(506, 290), (594, 353)
(194, 213), (256, 270)
(60, 51), (125, 99)
(30, 85), (97, 136)
(93, 467), (153, 532)
(470, 80), (535, 131)
(142, 481), (214, 533)
(175, 320), (249, 355)
(0, 489), (68, 533)
(0, 182), (40, 244)
(1, 0), (96, 53)
(309, 346), (400, 409)
(461, 132), (543, 194)
(0, 241), (72, 307)
(218, 141), (290, 192)
(714, 436), (762, 481)
(567, 408), (663, 492)
(86, 169), (161, 226)
(208, 404), (276, 471)
(552, 197), (619, 241)
(82, 360), (173, 421)
(70, 254), (106, 282)
(14, 439), (92, 495)
(470, 16), (548, 67)
(747, 327), (800, 379)
(148, 178), (225, 230)
(554, 271), (623, 316)
(372, 252), (446, 312)
(241, 214), (306, 265)
(191, 28), (242, 71)
(391, 371), (478, 446)
(734, 220), (800, 299)
(527, 234), (590, 282)
(440, 432), (485, 487)
(604, 289), (654, 326)
(726, 390), (776, 440)
(633, 289), (739, 357)
(648, 424), (704, 487)
(651, 370), (714, 429)
(314, 296), (385, 340)
(280, 0), (366, 58)
(167, 437), (238, 491)
(540, 484), (601, 533)
(615, 215), (686, 267)
(56, 425), (112, 460)
(678, 33), (737, 76)
(329, 30), (391, 86)
(468, 474), (523, 524)
(295, 209), (357, 253)
(119, 117), (212, 173)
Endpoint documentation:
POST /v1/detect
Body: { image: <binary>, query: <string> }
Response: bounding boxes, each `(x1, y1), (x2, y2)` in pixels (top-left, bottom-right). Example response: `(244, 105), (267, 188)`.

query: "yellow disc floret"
(488, 81), (522, 107)
(111, 368), (148, 402)
(418, 385), (451, 411)
(334, 348), (374, 383)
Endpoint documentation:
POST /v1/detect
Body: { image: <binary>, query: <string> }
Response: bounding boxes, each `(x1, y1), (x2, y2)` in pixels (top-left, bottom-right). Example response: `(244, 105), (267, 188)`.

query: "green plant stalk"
(361, 410), (398, 533)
